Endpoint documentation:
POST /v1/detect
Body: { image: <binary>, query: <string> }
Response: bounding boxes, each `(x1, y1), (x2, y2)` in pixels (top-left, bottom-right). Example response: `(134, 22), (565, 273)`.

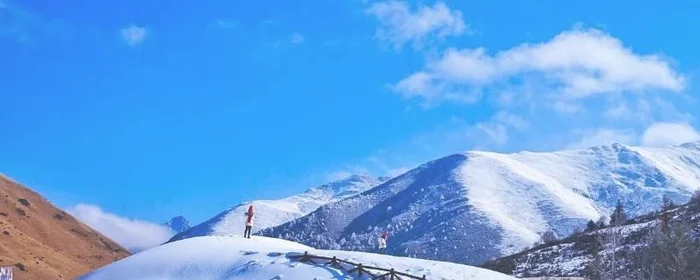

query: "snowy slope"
(482, 202), (700, 278)
(262, 142), (700, 265)
(79, 235), (517, 280)
(168, 175), (386, 242)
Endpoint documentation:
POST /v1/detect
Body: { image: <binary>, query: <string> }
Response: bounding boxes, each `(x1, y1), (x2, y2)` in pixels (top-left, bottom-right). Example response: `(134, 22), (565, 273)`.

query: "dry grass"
(0, 174), (131, 279)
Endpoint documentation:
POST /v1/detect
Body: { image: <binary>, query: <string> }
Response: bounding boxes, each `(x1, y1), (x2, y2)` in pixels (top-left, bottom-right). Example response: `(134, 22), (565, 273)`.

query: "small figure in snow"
(244, 205), (254, 239)
(378, 232), (388, 254)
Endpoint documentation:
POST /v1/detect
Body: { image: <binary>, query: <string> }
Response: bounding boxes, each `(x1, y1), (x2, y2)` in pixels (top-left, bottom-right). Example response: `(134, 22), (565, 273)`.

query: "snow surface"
(168, 175), (386, 243)
(79, 235), (517, 280)
(263, 141), (700, 265)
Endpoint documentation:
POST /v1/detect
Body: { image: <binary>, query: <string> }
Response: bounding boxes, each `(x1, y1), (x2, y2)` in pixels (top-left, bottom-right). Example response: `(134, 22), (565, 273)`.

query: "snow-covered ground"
(78, 235), (517, 280)
(168, 175), (386, 243)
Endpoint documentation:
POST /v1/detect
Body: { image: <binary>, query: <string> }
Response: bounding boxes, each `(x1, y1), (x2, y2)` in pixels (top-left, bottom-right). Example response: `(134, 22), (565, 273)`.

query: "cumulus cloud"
(67, 204), (174, 252)
(567, 129), (637, 149)
(604, 98), (655, 122)
(493, 112), (529, 131)
(473, 112), (529, 146)
(393, 27), (685, 106)
(326, 171), (354, 181)
(291, 33), (304, 44)
(366, 1), (467, 50)
(641, 122), (700, 147)
(121, 25), (148, 46)
(476, 122), (508, 145)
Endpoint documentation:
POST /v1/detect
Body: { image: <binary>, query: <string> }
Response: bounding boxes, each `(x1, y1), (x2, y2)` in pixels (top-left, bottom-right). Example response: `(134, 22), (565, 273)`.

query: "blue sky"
(2, 0), (700, 247)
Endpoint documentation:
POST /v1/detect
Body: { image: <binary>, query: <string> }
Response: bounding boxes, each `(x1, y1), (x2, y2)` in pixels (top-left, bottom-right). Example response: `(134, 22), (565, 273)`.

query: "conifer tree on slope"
(661, 194), (676, 211)
(610, 199), (627, 227)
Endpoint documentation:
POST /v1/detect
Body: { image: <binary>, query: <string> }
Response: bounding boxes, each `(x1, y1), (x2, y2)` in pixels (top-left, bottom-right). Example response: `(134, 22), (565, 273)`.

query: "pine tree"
(660, 211), (671, 232)
(633, 221), (700, 279)
(609, 199), (627, 227)
(586, 219), (597, 232)
(540, 230), (558, 244)
(690, 189), (700, 210)
(596, 217), (606, 229)
(662, 194), (676, 211)
(584, 236), (606, 280)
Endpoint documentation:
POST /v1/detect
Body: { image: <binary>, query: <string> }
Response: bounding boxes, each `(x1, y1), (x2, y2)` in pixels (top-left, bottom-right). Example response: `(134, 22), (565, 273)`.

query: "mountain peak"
(163, 216), (191, 233)
(305, 174), (385, 198)
(262, 144), (700, 266)
(339, 174), (373, 182)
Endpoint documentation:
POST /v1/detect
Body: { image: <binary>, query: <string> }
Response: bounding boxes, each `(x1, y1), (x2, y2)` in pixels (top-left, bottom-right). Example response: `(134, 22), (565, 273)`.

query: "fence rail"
(289, 251), (427, 280)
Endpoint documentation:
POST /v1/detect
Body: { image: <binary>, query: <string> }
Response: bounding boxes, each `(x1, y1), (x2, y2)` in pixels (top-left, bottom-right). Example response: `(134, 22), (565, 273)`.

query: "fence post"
(390, 268), (395, 280)
(358, 263), (363, 277)
(422, 275), (427, 280)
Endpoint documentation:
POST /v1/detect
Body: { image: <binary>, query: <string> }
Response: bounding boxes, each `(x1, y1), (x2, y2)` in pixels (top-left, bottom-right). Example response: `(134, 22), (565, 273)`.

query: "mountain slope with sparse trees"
(482, 190), (700, 279)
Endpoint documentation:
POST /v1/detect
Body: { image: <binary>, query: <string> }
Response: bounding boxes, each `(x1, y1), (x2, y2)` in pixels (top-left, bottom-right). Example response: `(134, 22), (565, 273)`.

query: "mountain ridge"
(261, 141), (700, 265)
(167, 174), (387, 243)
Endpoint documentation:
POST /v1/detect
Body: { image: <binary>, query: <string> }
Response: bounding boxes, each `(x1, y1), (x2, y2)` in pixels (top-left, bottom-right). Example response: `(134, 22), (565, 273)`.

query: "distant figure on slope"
(378, 232), (388, 254)
(244, 205), (254, 239)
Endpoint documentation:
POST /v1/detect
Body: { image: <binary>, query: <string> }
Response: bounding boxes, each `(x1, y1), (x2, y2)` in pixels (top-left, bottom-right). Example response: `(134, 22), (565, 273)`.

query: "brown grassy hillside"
(0, 174), (130, 279)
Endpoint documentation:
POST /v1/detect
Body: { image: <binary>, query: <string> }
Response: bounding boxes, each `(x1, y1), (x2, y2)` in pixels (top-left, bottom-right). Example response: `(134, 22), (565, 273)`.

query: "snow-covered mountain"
(162, 216), (191, 233)
(78, 235), (517, 280)
(168, 174), (386, 243)
(262, 142), (700, 265)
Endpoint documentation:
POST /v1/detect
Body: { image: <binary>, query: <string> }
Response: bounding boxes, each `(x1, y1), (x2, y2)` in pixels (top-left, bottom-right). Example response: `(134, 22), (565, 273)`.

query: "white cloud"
(387, 167), (411, 177)
(324, 164), (375, 182)
(366, 1), (467, 50)
(604, 99), (652, 121)
(641, 122), (700, 147)
(493, 111), (529, 131)
(605, 102), (633, 120)
(214, 19), (239, 29)
(121, 25), (148, 46)
(473, 112), (529, 146)
(326, 171), (353, 181)
(0, 0), (55, 44)
(476, 122), (508, 145)
(567, 128), (637, 149)
(393, 27), (685, 105)
(291, 33), (304, 44)
(67, 204), (174, 252)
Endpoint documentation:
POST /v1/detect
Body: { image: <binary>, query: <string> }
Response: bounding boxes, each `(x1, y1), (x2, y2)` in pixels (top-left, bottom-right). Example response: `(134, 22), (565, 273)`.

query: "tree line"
(584, 190), (700, 280)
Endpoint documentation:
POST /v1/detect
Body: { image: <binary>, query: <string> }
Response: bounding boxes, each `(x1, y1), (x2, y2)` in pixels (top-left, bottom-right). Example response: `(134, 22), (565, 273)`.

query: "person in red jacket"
(244, 205), (254, 239)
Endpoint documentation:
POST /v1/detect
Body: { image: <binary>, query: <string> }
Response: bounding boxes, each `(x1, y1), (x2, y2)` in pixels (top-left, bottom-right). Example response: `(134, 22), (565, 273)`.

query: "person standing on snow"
(378, 232), (388, 254)
(244, 205), (254, 239)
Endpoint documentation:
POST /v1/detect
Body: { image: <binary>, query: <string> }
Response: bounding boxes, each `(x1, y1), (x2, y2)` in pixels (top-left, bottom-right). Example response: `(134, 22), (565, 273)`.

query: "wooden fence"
(289, 251), (428, 280)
